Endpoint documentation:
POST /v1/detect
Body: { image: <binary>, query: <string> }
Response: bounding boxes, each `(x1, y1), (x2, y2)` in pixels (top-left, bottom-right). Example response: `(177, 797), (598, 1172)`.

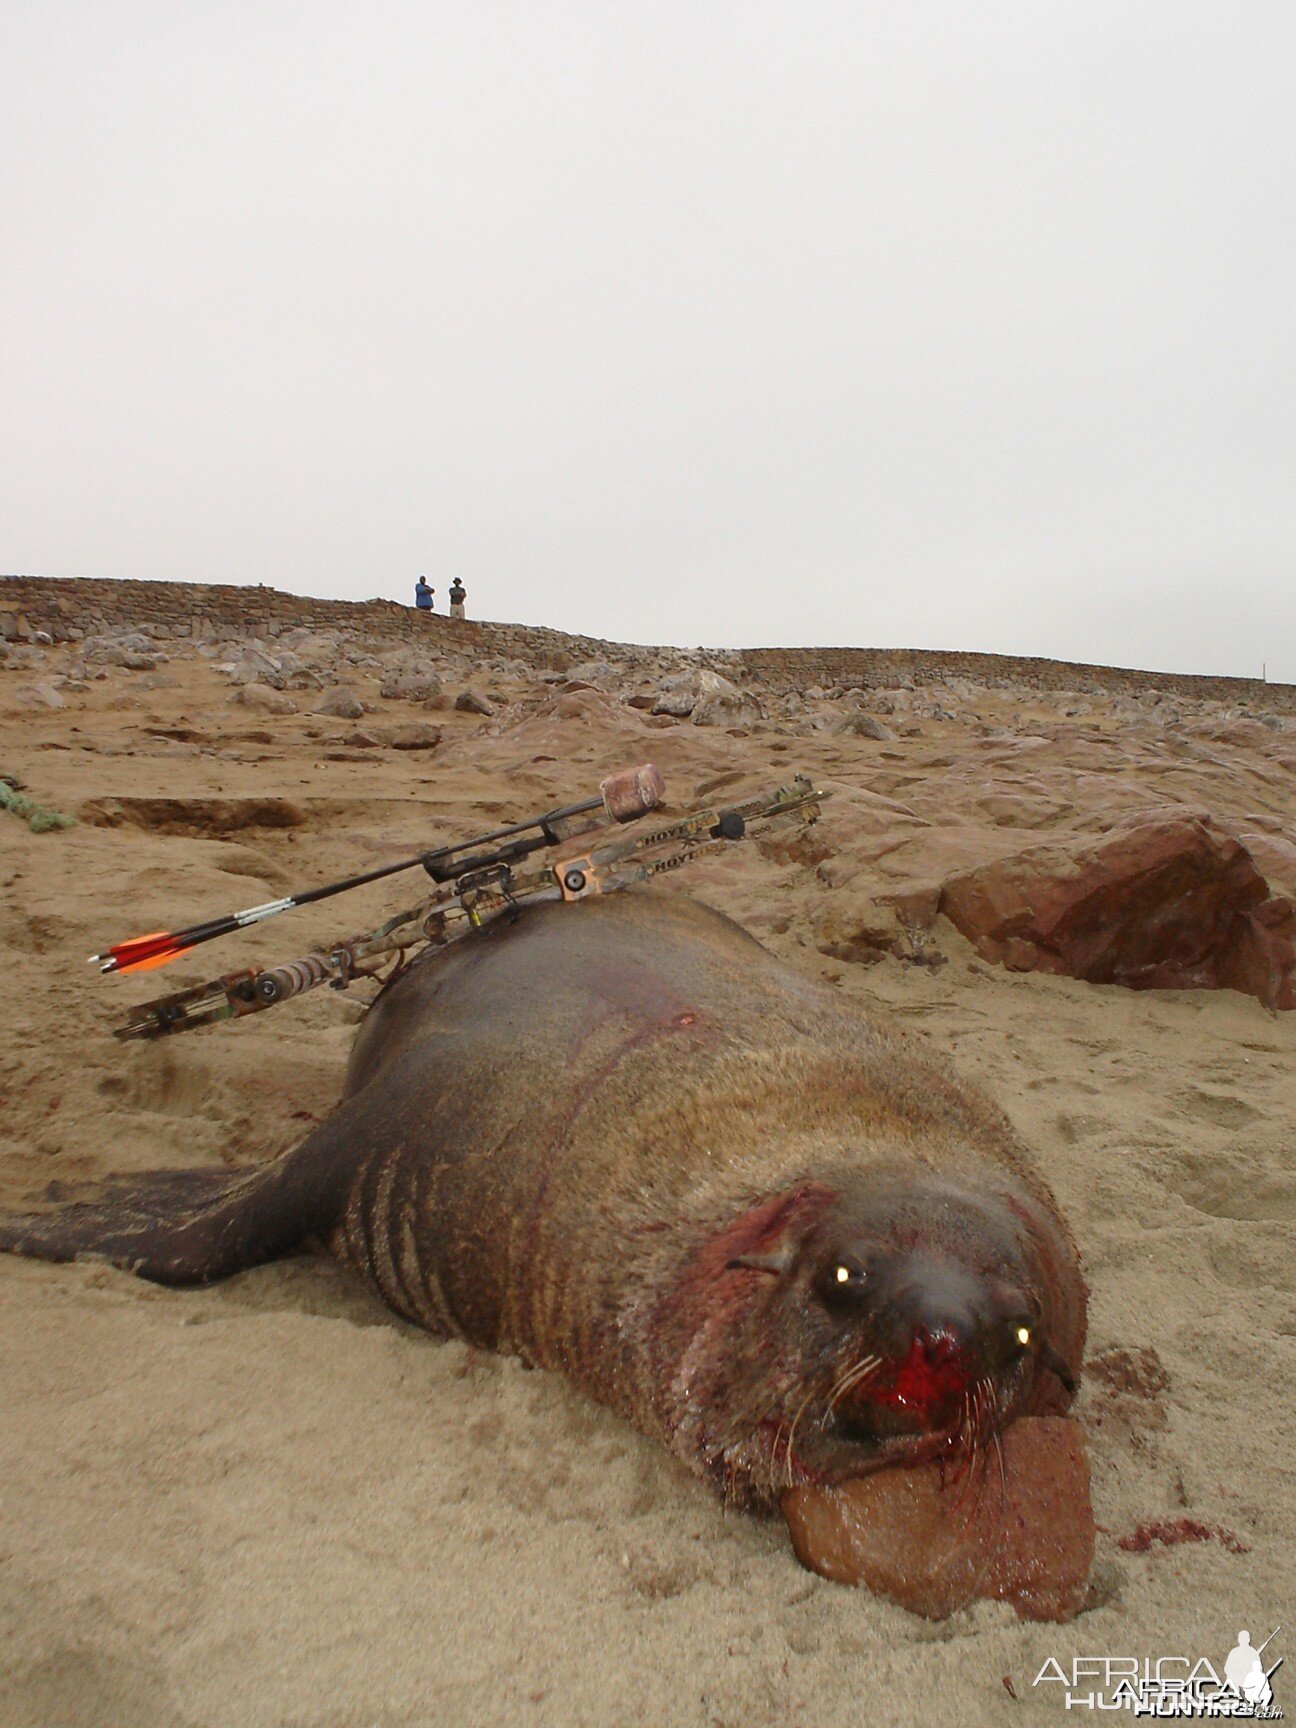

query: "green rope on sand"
(0, 780), (75, 834)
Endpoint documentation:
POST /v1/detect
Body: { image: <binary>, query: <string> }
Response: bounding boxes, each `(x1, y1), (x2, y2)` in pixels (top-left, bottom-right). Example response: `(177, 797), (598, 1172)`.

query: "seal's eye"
(815, 1254), (868, 1308)
(1014, 1324), (1031, 1348)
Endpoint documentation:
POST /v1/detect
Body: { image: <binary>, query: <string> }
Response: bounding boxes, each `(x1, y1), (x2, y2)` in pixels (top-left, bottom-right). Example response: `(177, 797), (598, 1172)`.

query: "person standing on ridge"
(414, 576), (434, 611)
(448, 578), (467, 619)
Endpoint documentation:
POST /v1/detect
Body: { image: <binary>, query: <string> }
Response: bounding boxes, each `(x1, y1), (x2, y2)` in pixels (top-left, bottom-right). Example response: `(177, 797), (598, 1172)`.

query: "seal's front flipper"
(0, 1093), (373, 1287)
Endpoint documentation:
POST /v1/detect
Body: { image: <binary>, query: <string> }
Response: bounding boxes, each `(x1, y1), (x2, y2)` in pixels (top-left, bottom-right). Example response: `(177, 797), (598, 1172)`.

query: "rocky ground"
(1, 614), (1293, 1727)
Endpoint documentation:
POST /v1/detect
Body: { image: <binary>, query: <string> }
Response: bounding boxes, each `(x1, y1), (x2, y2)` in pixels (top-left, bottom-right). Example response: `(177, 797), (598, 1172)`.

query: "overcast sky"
(3, 3), (1293, 680)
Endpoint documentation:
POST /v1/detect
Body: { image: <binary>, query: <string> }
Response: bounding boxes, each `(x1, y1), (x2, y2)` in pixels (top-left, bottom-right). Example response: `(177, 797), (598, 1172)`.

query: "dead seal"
(1, 889), (1089, 1612)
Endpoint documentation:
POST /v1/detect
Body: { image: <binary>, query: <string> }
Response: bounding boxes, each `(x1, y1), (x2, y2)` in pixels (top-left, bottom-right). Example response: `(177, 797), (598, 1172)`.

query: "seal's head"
(684, 1163), (1086, 1500)
(802, 1228), (1074, 1442)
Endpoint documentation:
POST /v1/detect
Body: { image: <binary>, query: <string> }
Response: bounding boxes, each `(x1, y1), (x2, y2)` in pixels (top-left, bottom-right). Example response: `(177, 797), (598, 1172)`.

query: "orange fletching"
(107, 932), (187, 973)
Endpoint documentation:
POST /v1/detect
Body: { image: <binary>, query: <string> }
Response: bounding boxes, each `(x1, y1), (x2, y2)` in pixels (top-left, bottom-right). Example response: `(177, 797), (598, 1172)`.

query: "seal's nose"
(914, 1324), (963, 1367)
(895, 1257), (984, 1355)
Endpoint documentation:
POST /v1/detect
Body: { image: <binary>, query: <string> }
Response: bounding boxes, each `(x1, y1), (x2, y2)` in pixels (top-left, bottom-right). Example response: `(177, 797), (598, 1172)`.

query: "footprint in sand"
(1176, 1087), (1263, 1128)
(1167, 1148), (1296, 1223)
(98, 1051), (226, 1120)
(1053, 1111), (1111, 1144)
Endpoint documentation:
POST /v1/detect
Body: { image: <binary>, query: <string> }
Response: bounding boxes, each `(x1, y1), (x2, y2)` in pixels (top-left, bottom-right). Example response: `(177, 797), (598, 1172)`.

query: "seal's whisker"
(979, 1378), (996, 1439)
(969, 1381), (986, 1452)
(782, 1382), (824, 1489)
(777, 1353), (884, 1492)
(990, 1427), (1008, 1529)
(975, 1379), (996, 1457)
(767, 1417), (790, 1476)
(952, 1420), (1010, 1579)
(949, 1376), (997, 1510)
(983, 1381), (1002, 1458)
(954, 1377), (1004, 1518)
(955, 1383), (980, 1463)
(825, 1360), (861, 1411)
(949, 1425), (992, 1532)
(825, 1354), (881, 1417)
(948, 1387), (979, 1492)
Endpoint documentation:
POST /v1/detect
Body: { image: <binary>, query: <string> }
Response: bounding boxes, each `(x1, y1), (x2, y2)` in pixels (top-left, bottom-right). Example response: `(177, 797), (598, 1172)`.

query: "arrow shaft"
(94, 795), (613, 972)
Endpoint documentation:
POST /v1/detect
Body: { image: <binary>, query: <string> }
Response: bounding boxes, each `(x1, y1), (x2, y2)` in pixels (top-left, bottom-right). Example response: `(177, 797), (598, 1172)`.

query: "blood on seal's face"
(722, 1169), (1082, 1491)
(809, 1238), (1068, 1440)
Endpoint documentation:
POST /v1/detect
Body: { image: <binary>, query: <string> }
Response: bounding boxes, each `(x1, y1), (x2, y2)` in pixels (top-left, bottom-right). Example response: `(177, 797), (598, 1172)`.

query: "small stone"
(388, 723), (442, 751)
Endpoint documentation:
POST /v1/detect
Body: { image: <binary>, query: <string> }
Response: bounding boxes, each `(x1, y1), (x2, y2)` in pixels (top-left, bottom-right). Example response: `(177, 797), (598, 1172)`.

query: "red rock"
(781, 1417), (1094, 1621)
(939, 819), (1296, 1009)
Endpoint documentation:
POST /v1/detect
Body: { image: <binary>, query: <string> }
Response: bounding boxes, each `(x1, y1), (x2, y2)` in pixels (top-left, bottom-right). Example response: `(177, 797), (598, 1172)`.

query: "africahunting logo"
(1034, 1627), (1282, 1716)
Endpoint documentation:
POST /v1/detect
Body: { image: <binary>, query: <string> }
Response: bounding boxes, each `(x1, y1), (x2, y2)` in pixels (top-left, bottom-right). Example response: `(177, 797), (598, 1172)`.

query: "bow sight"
(100, 765), (826, 1040)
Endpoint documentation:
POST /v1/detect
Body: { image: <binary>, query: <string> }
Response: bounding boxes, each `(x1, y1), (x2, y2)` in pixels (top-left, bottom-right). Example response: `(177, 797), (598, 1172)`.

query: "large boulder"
(651, 674), (699, 718)
(281, 631), (342, 666)
(380, 669), (442, 703)
(939, 818), (1296, 1010)
(2, 645), (51, 671)
(314, 685), (366, 719)
(273, 650), (329, 690)
(454, 689), (495, 716)
(237, 683), (297, 716)
(223, 645), (284, 686)
(387, 722), (442, 751)
(82, 630), (162, 669)
(15, 681), (67, 709)
(567, 659), (618, 688)
(81, 632), (163, 670)
(835, 711), (896, 741)
(689, 669), (762, 729)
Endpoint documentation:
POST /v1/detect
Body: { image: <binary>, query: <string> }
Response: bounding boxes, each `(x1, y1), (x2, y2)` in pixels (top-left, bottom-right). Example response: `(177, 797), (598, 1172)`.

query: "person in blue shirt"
(415, 577), (434, 612)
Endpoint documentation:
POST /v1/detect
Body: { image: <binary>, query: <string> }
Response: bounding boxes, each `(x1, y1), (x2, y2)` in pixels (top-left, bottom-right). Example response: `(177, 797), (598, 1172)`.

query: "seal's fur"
(0, 890), (1086, 1505)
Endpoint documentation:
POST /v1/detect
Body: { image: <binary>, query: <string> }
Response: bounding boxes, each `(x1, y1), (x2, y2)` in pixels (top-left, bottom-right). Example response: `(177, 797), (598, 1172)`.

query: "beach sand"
(2, 628), (1293, 1726)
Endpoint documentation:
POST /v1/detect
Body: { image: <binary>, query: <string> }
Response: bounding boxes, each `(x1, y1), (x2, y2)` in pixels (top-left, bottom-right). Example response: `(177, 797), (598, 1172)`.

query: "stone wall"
(737, 646), (1293, 709)
(3, 573), (1292, 710)
(0, 574), (633, 668)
